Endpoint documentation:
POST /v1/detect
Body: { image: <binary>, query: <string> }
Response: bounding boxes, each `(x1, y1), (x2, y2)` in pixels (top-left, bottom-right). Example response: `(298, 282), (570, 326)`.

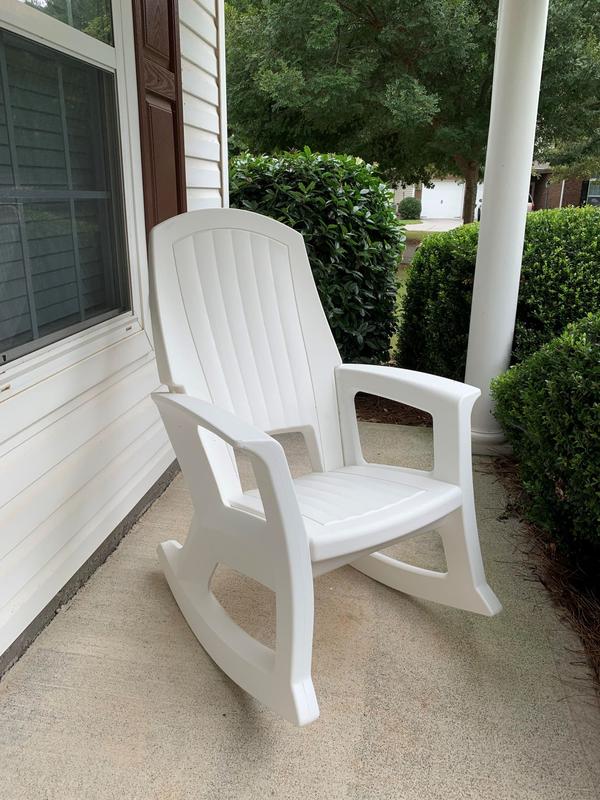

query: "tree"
(226, 0), (600, 222)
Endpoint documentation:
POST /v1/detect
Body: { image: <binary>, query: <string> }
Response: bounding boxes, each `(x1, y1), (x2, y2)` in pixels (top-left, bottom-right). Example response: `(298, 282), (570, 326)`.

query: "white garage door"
(421, 179), (465, 219)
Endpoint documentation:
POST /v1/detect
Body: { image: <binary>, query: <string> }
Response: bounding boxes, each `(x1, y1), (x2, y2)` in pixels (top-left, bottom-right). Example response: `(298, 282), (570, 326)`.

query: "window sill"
(0, 312), (150, 403)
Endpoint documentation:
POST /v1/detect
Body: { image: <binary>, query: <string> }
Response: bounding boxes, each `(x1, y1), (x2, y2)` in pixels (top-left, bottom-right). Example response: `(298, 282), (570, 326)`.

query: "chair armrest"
(335, 364), (480, 486)
(152, 392), (305, 536)
(153, 392), (275, 453)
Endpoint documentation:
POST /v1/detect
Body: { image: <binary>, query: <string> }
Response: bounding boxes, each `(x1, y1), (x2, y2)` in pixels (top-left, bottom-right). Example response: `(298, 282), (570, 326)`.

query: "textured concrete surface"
(1, 423), (599, 800)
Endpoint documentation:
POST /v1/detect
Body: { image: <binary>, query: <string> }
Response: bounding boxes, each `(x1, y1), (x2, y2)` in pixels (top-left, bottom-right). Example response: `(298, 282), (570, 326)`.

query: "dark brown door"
(132, 0), (187, 235)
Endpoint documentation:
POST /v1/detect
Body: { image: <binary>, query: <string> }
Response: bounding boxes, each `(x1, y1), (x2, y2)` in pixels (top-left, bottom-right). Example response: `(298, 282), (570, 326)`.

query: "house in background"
(0, 0), (228, 668)
(395, 179), (484, 220)
(396, 168), (598, 220)
(530, 163), (598, 210)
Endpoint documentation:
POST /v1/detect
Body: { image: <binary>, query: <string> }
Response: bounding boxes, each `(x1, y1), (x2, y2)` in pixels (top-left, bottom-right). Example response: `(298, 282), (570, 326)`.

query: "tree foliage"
(226, 0), (600, 222)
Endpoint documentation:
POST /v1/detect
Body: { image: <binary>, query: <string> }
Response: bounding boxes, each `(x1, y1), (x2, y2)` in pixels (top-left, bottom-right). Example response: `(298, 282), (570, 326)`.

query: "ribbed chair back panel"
(172, 228), (315, 431)
(149, 209), (345, 490)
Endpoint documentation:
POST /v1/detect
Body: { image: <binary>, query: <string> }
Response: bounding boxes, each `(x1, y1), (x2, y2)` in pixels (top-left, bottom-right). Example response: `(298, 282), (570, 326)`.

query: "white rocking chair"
(149, 208), (501, 726)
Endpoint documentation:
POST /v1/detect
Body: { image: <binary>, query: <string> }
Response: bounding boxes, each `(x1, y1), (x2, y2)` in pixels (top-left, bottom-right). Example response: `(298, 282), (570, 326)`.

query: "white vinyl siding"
(179, 0), (227, 209)
(0, 0), (227, 653)
(0, 0), (228, 656)
(0, 0), (163, 657)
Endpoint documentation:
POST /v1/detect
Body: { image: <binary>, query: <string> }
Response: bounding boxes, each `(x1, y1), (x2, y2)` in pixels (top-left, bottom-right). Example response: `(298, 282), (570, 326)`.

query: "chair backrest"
(149, 209), (345, 491)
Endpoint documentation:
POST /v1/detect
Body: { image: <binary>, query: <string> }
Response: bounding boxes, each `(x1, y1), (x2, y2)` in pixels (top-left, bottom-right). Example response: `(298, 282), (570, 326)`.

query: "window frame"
(587, 179), (600, 202)
(0, 0), (152, 398)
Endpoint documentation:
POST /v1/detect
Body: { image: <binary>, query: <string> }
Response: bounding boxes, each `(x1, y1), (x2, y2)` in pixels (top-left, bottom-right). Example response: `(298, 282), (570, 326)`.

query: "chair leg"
(351, 506), (502, 616)
(157, 520), (319, 725)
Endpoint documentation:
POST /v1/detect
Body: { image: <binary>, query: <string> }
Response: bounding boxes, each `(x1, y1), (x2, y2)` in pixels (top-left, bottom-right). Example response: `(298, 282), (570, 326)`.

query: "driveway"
(405, 218), (463, 233)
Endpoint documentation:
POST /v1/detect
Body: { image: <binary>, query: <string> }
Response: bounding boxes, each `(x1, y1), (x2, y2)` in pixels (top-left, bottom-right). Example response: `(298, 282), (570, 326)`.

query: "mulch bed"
(491, 456), (600, 694)
(355, 392), (432, 427)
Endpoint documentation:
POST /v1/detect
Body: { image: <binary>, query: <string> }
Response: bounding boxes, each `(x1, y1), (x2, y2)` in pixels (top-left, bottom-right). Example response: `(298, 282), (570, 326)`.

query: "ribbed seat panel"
(230, 464), (463, 561)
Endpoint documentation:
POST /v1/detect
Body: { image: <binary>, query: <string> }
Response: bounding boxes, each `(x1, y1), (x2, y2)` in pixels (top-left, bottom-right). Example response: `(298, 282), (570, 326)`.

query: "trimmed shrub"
(398, 196), (421, 220)
(397, 223), (478, 379)
(230, 149), (404, 363)
(492, 314), (600, 558)
(396, 206), (600, 379)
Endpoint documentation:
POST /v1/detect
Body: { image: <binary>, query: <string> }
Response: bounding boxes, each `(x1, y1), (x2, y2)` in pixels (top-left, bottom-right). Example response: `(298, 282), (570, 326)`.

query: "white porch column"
(465, 0), (549, 449)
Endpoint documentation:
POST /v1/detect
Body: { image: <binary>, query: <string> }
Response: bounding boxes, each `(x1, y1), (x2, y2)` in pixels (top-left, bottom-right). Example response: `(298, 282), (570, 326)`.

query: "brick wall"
(532, 177), (584, 209)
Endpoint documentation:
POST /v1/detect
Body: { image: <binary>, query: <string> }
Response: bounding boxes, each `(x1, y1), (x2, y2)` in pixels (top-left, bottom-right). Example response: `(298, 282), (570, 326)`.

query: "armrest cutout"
(354, 391), (433, 428)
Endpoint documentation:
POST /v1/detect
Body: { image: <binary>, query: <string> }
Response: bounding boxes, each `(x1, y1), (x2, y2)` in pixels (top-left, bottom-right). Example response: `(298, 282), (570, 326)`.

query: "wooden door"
(132, 0), (187, 235)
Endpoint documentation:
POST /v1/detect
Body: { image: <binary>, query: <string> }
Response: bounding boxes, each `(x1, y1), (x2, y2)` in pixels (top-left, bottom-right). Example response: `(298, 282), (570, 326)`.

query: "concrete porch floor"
(1, 423), (599, 800)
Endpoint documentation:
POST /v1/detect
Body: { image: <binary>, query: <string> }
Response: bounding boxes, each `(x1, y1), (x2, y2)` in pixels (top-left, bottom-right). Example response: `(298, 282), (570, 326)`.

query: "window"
(0, 28), (130, 364)
(20, 0), (114, 45)
(587, 180), (600, 208)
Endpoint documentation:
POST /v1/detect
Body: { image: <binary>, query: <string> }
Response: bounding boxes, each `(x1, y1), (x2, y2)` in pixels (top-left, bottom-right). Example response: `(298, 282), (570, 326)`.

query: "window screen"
(0, 29), (130, 364)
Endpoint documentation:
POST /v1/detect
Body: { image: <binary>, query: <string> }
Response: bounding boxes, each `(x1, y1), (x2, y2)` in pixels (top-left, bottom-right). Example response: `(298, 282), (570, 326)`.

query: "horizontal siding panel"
(179, 0), (217, 47)
(186, 187), (222, 209)
(194, 0), (216, 18)
(0, 399), (162, 594)
(183, 125), (220, 161)
(179, 26), (218, 77)
(0, 425), (172, 653)
(185, 157), (221, 189)
(181, 60), (218, 106)
(0, 301), (30, 340)
(0, 216), (20, 242)
(35, 282), (77, 310)
(0, 329), (152, 444)
(0, 359), (160, 512)
(182, 92), (220, 134)
(0, 246), (23, 269)
(180, 0), (225, 205)
(0, 166), (14, 184)
(0, 277), (26, 302)
(6, 129), (62, 152)
(32, 266), (76, 292)
(0, 260), (26, 282)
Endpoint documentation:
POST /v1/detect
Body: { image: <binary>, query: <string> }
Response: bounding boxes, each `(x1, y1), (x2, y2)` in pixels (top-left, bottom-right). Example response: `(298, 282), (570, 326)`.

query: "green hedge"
(230, 150), (404, 363)
(396, 206), (600, 379)
(492, 314), (600, 557)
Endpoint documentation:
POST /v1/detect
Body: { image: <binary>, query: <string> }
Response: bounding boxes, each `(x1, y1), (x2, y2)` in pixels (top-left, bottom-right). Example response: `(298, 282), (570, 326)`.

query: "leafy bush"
(492, 314), (600, 557)
(230, 149), (404, 363)
(396, 206), (600, 379)
(398, 196), (421, 220)
(396, 223), (478, 379)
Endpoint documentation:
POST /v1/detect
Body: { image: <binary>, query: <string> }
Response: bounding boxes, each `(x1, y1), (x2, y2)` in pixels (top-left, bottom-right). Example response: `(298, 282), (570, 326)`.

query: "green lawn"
(398, 219), (422, 225)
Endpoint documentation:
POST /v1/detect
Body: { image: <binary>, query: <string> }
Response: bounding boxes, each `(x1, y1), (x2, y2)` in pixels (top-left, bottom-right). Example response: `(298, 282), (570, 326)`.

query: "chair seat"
(230, 465), (462, 562)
